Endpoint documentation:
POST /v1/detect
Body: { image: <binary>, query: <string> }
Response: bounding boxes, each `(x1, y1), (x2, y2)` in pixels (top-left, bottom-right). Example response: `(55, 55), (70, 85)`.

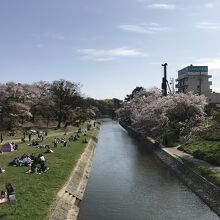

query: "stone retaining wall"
(49, 132), (99, 220)
(154, 146), (220, 216)
(119, 122), (220, 217)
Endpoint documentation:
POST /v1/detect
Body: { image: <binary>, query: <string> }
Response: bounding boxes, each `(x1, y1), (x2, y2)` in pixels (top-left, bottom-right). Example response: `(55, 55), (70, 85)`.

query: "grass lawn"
(183, 159), (220, 187)
(180, 135), (220, 166)
(1, 124), (86, 142)
(0, 127), (98, 220)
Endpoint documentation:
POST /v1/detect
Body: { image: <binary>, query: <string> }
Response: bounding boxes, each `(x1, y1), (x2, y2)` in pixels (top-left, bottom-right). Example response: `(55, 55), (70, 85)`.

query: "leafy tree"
(213, 110), (220, 125)
(50, 79), (81, 128)
(124, 86), (145, 102)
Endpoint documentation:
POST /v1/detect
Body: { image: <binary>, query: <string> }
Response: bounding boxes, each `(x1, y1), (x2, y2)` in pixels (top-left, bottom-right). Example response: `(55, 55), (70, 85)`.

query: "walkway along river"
(78, 120), (219, 220)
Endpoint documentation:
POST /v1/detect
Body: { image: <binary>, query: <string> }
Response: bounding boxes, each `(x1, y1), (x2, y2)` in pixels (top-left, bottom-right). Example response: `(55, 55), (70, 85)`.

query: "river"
(78, 120), (219, 220)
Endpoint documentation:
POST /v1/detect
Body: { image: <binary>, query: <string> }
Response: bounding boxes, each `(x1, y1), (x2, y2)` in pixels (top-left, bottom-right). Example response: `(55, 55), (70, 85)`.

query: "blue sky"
(1, 0), (220, 99)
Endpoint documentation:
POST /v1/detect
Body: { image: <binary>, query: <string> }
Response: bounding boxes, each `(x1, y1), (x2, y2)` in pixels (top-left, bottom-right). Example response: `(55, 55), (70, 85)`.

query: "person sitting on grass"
(82, 138), (88, 144)
(21, 155), (32, 166)
(68, 135), (74, 142)
(14, 144), (18, 151)
(32, 140), (39, 146)
(54, 142), (57, 148)
(38, 153), (45, 162)
(53, 138), (58, 147)
(11, 142), (18, 151)
(9, 157), (20, 166)
(0, 167), (5, 173)
(63, 141), (67, 147)
(9, 154), (32, 167)
(44, 146), (54, 153)
(5, 183), (15, 201)
(0, 190), (6, 199)
(0, 190), (7, 204)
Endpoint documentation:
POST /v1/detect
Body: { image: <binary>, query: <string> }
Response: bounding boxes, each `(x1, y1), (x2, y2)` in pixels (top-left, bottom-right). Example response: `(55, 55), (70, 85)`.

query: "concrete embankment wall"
(119, 122), (220, 217)
(49, 130), (99, 220)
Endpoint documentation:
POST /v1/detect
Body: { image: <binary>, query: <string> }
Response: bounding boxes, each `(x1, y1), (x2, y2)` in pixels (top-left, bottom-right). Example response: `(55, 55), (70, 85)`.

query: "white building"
(176, 65), (220, 106)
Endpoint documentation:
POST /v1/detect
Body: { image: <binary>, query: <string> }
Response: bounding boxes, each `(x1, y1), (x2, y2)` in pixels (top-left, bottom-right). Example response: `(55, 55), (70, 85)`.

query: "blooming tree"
(117, 88), (207, 138)
(0, 82), (32, 129)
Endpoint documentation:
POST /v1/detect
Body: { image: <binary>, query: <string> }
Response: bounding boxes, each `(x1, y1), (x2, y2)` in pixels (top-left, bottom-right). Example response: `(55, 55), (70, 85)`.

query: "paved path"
(163, 146), (220, 174)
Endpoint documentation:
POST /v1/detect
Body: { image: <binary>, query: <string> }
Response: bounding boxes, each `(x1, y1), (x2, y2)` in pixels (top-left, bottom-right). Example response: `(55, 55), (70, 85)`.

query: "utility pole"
(161, 63), (168, 96)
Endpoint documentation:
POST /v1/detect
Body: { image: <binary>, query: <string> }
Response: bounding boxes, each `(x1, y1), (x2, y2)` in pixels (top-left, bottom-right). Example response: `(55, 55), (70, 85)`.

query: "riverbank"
(119, 121), (220, 217)
(48, 129), (99, 220)
(0, 125), (98, 220)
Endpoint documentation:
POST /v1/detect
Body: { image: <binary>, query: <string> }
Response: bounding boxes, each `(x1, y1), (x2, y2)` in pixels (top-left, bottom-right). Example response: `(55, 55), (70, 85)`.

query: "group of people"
(86, 120), (97, 131)
(9, 153), (48, 174)
(21, 130), (48, 143)
(0, 183), (15, 204)
(26, 153), (48, 174)
(53, 137), (67, 147)
(69, 127), (88, 142)
(9, 153), (33, 167)
(68, 134), (80, 142)
(0, 120), (97, 205)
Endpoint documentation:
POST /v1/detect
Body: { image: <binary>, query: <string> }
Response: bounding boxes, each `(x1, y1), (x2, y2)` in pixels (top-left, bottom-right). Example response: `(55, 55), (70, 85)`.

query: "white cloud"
(195, 57), (220, 70)
(183, 57), (220, 70)
(119, 23), (170, 34)
(147, 3), (176, 10)
(204, 3), (214, 8)
(195, 22), (220, 30)
(77, 47), (148, 61)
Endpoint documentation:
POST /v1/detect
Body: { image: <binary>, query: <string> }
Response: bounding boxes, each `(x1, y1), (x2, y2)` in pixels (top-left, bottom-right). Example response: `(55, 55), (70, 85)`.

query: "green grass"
(183, 159), (220, 187)
(180, 135), (220, 166)
(156, 131), (180, 147)
(1, 124), (80, 142)
(0, 128), (98, 220)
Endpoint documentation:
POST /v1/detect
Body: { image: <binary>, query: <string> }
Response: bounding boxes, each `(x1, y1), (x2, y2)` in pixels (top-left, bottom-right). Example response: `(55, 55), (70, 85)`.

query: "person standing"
(28, 133), (32, 142)
(0, 133), (3, 143)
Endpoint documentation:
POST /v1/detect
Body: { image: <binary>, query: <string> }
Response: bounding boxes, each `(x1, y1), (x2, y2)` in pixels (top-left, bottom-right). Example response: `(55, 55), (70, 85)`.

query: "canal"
(78, 120), (219, 220)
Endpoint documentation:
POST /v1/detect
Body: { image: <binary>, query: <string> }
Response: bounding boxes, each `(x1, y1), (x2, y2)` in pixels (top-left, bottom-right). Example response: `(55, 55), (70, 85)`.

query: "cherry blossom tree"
(117, 88), (207, 138)
(0, 82), (32, 129)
